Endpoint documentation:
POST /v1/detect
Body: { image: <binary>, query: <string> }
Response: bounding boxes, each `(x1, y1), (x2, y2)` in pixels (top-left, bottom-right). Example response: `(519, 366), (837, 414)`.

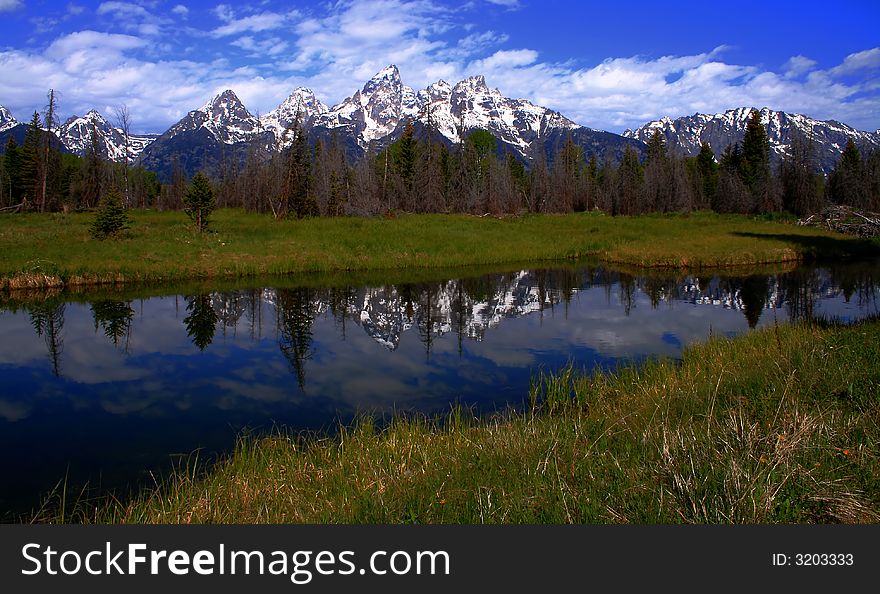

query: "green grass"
(1, 209), (876, 289)
(51, 317), (880, 524)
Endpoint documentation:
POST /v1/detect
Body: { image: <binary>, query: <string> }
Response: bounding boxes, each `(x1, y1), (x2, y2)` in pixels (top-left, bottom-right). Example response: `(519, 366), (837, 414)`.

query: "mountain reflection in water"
(0, 261), (877, 518)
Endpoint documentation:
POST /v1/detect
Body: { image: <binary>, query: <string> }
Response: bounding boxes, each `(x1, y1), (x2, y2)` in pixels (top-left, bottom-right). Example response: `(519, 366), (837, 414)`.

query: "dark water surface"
(1, 260), (878, 518)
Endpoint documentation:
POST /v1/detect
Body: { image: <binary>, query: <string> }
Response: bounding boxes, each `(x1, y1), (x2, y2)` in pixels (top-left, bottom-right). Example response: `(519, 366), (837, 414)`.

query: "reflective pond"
(1, 260), (878, 518)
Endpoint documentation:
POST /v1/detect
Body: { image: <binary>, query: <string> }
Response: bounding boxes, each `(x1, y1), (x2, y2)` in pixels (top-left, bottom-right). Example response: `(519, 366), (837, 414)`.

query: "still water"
(1, 261), (878, 518)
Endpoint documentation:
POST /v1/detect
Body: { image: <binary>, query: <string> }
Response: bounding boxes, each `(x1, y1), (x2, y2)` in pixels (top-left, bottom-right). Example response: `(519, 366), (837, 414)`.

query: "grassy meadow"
(6, 208), (877, 524)
(46, 317), (879, 524)
(2, 209), (877, 289)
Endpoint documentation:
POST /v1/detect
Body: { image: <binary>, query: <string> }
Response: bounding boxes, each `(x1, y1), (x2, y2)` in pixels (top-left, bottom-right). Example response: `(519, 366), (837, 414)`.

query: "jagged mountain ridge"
(137, 65), (643, 178)
(58, 110), (158, 162)
(206, 268), (845, 353)
(0, 105), (18, 133)
(624, 107), (880, 173)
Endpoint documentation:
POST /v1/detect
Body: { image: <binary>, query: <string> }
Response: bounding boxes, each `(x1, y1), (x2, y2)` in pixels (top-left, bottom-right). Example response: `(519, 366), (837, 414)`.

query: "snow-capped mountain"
(165, 90), (264, 145)
(315, 65), (420, 146)
(135, 65), (634, 179)
(58, 110), (157, 162)
(261, 88), (329, 148)
(137, 89), (275, 176)
(203, 266), (849, 353)
(0, 105), (18, 133)
(624, 107), (880, 173)
(307, 65), (579, 155)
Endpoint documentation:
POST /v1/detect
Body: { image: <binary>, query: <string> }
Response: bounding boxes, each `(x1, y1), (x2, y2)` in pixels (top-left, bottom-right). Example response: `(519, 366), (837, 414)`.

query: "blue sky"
(0, 0), (878, 134)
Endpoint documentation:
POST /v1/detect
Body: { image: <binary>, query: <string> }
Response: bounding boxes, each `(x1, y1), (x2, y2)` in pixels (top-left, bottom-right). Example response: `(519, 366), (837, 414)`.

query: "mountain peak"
(371, 64), (400, 81)
(624, 107), (880, 173)
(204, 89), (245, 112)
(0, 105), (19, 132)
(456, 75), (489, 92)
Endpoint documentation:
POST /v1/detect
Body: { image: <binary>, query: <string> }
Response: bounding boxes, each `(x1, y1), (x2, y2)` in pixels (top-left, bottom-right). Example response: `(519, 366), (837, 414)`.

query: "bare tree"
(39, 89), (59, 212)
(114, 104), (132, 206)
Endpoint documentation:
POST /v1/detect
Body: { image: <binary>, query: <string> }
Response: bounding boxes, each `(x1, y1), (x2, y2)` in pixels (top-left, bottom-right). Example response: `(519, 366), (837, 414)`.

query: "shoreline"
(2, 210), (876, 291)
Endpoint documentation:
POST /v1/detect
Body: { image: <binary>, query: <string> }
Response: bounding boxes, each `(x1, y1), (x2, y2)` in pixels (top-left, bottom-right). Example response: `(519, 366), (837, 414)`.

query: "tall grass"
(2, 210), (875, 289)
(46, 317), (880, 524)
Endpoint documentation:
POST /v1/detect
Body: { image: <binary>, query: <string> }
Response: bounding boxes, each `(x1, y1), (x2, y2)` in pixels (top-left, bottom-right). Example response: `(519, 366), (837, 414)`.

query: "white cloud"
(0, 0), (877, 135)
(0, 0), (22, 13)
(469, 48), (538, 70)
(783, 55), (817, 78)
(211, 11), (300, 37)
(171, 4), (188, 18)
(830, 47), (880, 77)
(96, 1), (150, 18)
(212, 3), (234, 22)
(66, 2), (84, 16)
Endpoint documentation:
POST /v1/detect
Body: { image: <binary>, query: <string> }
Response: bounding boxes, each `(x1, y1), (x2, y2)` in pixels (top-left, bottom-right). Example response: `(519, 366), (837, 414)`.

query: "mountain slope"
(0, 105), (18, 133)
(261, 88), (329, 149)
(138, 90), (273, 179)
(624, 107), (880, 173)
(133, 66), (643, 178)
(58, 110), (157, 162)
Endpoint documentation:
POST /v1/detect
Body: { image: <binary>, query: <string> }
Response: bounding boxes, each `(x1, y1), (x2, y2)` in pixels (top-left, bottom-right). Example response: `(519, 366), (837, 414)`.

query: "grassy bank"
(57, 317), (879, 524)
(2, 210), (876, 289)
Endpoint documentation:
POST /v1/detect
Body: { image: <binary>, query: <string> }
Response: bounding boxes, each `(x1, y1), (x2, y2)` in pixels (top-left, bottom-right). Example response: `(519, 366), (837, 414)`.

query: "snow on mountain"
(624, 107), (880, 173)
(453, 75), (579, 152)
(261, 88), (329, 149)
(0, 105), (18, 133)
(300, 64), (579, 157)
(315, 64), (420, 146)
(59, 110), (157, 162)
(166, 89), (264, 145)
(135, 64), (623, 177)
(206, 267), (846, 353)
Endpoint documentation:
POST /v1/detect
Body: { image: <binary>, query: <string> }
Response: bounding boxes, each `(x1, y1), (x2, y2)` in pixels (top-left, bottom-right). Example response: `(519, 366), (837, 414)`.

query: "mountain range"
(2, 65), (879, 178)
(624, 107), (880, 173)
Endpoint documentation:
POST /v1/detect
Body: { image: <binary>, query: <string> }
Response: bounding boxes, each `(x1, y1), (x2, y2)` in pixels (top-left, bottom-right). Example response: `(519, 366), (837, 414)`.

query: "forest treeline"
(2, 106), (879, 218)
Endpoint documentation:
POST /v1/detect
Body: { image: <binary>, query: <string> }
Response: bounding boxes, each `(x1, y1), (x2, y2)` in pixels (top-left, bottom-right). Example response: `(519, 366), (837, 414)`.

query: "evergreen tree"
(2, 136), (24, 206)
(91, 300), (134, 348)
(276, 288), (316, 390)
(615, 146), (644, 215)
(283, 117), (315, 218)
(28, 302), (65, 377)
(90, 185), (132, 239)
(740, 109), (779, 212)
(183, 294), (218, 351)
(21, 111), (42, 206)
(183, 171), (215, 232)
(695, 142), (718, 207)
(79, 119), (104, 209)
(828, 139), (867, 208)
(646, 129), (667, 163)
(395, 121), (417, 193)
(780, 131), (823, 215)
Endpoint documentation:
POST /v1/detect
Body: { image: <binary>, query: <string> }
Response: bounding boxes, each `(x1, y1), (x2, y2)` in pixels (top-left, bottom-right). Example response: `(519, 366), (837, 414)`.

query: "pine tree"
(740, 109), (779, 212)
(183, 171), (216, 232)
(183, 294), (218, 351)
(395, 121), (417, 195)
(2, 136), (24, 206)
(79, 119), (104, 209)
(780, 131), (823, 215)
(695, 142), (718, 206)
(646, 129), (667, 163)
(828, 139), (866, 208)
(90, 185), (132, 239)
(21, 111), (42, 206)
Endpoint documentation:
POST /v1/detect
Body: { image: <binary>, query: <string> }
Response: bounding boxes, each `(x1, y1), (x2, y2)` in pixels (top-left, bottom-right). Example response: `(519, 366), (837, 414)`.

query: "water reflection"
(0, 260), (878, 517)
